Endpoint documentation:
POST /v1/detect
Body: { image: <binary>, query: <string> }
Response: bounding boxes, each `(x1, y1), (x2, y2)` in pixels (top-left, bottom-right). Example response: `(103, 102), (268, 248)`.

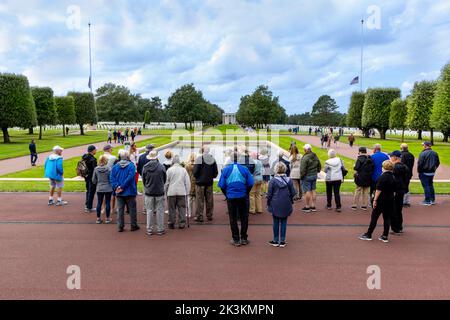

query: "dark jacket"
(267, 175), (296, 218)
(401, 150), (415, 179)
(82, 153), (97, 179)
(300, 152), (321, 179)
(137, 152), (150, 176)
(353, 155), (374, 187)
(29, 143), (37, 154)
(393, 162), (409, 193)
(142, 159), (166, 197)
(238, 154), (255, 175)
(418, 149), (440, 174)
(193, 154), (218, 187)
(279, 157), (291, 177)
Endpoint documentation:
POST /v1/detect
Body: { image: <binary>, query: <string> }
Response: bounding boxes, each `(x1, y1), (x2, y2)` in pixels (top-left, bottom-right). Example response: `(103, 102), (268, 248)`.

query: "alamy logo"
(366, 265), (381, 290)
(66, 265), (81, 290)
(66, 5), (81, 30)
(366, 5), (382, 30)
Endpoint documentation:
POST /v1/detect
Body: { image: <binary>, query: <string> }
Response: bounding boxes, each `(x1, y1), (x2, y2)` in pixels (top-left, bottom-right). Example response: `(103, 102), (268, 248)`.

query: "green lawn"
(271, 136), (357, 177)
(1, 136), (173, 179)
(344, 136), (450, 166)
(0, 129), (110, 160)
(0, 180), (448, 195)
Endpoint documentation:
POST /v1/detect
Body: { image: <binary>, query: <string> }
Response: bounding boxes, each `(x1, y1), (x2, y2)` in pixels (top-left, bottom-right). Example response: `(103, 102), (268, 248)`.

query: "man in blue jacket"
(44, 145), (67, 206)
(219, 152), (254, 247)
(110, 149), (139, 233)
(370, 144), (389, 205)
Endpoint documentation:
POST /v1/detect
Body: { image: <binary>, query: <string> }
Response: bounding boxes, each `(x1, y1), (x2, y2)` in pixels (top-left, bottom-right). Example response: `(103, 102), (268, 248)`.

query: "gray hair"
(328, 149), (337, 158)
(172, 154), (181, 164)
(118, 149), (130, 160)
(275, 162), (287, 175)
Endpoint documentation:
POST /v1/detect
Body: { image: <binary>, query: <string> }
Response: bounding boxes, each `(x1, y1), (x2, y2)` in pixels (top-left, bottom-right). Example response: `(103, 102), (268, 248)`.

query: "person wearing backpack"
(267, 162), (296, 248)
(351, 147), (374, 211)
(218, 151), (254, 247)
(80, 145), (98, 213)
(324, 149), (346, 212)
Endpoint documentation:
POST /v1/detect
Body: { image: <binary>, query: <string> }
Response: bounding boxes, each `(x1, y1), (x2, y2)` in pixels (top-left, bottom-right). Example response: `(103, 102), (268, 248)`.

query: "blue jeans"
(96, 192), (112, 218)
(273, 216), (288, 243)
(30, 153), (37, 165)
(419, 173), (435, 203)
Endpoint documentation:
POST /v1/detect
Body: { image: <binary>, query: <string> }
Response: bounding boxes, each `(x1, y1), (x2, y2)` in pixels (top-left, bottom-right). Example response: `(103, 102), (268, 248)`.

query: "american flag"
(350, 76), (359, 85)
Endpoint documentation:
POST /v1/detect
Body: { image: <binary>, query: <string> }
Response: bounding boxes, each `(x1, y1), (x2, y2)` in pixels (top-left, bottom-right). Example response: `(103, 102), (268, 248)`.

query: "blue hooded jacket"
(110, 160), (137, 197)
(44, 154), (64, 181)
(267, 175), (296, 218)
(218, 163), (254, 199)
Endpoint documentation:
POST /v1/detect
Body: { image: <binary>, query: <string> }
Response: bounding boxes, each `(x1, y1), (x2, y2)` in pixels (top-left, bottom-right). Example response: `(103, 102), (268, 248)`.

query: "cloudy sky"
(1, 0), (449, 114)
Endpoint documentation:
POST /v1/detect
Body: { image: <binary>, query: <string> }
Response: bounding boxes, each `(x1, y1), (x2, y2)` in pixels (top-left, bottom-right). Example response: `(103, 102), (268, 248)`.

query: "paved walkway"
(0, 134), (153, 176)
(0, 193), (448, 299)
(294, 135), (450, 180)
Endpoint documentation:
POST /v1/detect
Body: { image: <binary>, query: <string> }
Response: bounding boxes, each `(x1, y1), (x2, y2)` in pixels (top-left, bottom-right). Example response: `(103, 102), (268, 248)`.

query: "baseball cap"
(303, 144), (312, 150)
(389, 150), (402, 158)
(103, 144), (113, 151)
(146, 144), (155, 151)
(87, 145), (96, 153)
(422, 141), (432, 147)
(53, 145), (64, 152)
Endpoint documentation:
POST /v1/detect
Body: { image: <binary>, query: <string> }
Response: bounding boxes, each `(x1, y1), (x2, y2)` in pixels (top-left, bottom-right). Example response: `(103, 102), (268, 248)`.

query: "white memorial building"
(222, 113), (237, 125)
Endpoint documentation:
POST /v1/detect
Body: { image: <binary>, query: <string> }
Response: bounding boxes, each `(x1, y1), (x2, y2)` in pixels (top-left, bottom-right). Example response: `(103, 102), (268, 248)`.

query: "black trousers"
(391, 191), (405, 232)
(30, 153), (38, 165)
(85, 178), (96, 210)
(369, 180), (377, 204)
(367, 200), (394, 237)
(227, 197), (249, 242)
(326, 181), (342, 208)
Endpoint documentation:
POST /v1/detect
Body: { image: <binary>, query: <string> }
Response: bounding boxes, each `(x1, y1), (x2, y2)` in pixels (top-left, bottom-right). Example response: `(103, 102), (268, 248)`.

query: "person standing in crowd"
(29, 139), (37, 166)
(351, 147), (374, 211)
(165, 155), (190, 229)
(121, 130), (126, 144)
(107, 130), (112, 144)
(110, 149), (139, 233)
(326, 133), (332, 149)
(44, 146), (67, 206)
(267, 162), (296, 248)
(259, 148), (271, 194)
(193, 146), (218, 223)
(324, 149), (345, 212)
(103, 144), (116, 168)
(418, 141), (440, 206)
(130, 129), (136, 142)
(300, 144), (321, 213)
(289, 145), (302, 201)
(185, 153), (197, 221)
(163, 150), (174, 171)
(113, 129), (118, 144)
(125, 128), (129, 141)
(400, 143), (415, 207)
(82, 145), (98, 213)
(137, 144), (154, 177)
(359, 160), (396, 243)
(369, 144), (389, 205)
(142, 150), (167, 235)
(249, 152), (263, 215)
(218, 152), (254, 247)
(92, 155), (113, 224)
(271, 150), (290, 177)
(389, 151), (409, 235)
(238, 145), (255, 174)
(348, 133), (355, 148)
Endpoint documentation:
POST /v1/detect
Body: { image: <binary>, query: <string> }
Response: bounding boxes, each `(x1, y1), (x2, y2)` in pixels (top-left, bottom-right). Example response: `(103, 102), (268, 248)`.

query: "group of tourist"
(42, 136), (441, 246)
(108, 127), (142, 145)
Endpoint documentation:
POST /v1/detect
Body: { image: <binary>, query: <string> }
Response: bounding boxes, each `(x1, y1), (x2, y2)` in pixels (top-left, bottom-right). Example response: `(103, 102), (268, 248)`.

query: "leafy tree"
(389, 98), (407, 142)
(311, 95), (340, 127)
(31, 87), (57, 140)
(0, 73), (36, 143)
(143, 110), (151, 128)
(287, 112), (312, 125)
(68, 92), (96, 135)
(431, 63), (450, 142)
(167, 84), (206, 130)
(236, 85), (285, 128)
(55, 96), (76, 137)
(346, 92), (366, 131)
(95, 83), (139, 125)
(406, 81), (437, 140)
(362, 88), (401, 139)
(338, 113), (347, 127)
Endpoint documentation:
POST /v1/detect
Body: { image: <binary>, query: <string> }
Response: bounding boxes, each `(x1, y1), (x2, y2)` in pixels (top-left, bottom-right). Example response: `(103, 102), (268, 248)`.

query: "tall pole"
(360, 19), (364, 92)
(88, 21), (93, 94)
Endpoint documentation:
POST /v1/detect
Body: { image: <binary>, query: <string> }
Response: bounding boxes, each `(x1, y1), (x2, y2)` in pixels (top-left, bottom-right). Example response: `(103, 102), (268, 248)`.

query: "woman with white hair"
(267, 162), (296, 248)
(259, 148), (271, 193)
(324, 149), (346, 212)
(289, 145), (302, 201)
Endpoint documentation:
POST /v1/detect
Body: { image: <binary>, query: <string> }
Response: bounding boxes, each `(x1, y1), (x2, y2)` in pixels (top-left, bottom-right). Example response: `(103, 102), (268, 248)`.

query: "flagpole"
(360, 19), (364, 92)
(88, 21), (93, 94)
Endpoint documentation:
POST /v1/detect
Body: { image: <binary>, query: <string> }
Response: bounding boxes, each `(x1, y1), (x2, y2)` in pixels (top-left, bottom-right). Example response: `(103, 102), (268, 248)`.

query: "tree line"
(347, 62), (450, 142)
